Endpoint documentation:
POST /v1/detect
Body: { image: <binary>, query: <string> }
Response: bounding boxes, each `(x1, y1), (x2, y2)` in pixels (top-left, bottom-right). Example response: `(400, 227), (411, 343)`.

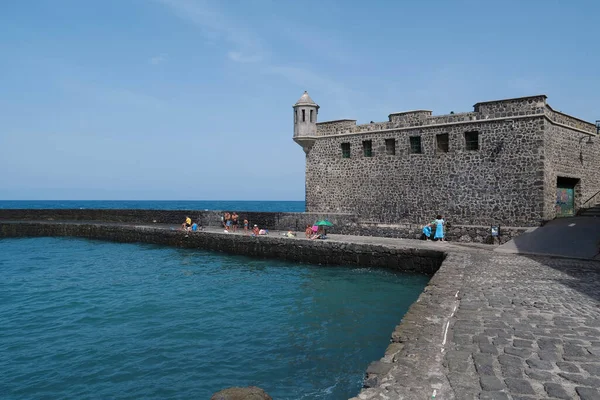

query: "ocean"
(0, 237), (428, 399)
(0, 200), (305, 212)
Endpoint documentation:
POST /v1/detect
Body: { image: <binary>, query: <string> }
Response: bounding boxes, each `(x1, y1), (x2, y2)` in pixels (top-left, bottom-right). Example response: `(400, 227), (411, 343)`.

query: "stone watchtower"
(293, 91), (319, 153)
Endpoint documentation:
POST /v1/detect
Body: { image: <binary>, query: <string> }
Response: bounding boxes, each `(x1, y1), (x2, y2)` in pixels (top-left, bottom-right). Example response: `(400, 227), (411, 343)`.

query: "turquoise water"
(0, 200), (305, 212)
(0, 238), (428, 399)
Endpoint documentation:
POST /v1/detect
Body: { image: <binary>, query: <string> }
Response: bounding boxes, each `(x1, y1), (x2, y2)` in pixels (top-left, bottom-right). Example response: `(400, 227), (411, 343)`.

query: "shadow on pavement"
(496, 217), (600, 260)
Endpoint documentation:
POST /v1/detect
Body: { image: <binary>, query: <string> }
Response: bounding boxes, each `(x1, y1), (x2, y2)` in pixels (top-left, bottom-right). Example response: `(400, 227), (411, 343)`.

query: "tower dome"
(295, 91), (317, 107)
(293, 91), (319, 153)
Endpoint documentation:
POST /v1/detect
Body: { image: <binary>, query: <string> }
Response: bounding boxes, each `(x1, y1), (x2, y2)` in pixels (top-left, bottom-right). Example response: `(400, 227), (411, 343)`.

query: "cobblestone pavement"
(444, 253), (600, 399)
(354, 252), (600, 400)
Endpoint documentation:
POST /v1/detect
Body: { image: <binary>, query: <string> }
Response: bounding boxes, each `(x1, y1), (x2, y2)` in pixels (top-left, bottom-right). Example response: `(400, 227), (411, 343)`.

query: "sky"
(1, 0), (599, 201)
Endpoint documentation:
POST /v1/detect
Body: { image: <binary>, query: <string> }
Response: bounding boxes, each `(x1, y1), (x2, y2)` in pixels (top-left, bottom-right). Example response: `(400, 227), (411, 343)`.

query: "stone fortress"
(293, 91), (600, 227)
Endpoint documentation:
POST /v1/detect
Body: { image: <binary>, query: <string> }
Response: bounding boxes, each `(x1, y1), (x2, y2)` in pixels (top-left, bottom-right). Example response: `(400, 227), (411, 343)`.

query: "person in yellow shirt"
(182, 216), (192, 231)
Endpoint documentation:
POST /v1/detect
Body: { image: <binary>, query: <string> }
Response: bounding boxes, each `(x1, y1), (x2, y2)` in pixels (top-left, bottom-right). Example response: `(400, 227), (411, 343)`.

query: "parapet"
(388, 110), (432, 124)
(473, 95), (547, 118)
(316, 119), (357, 136)
(311, 94), (595, 137)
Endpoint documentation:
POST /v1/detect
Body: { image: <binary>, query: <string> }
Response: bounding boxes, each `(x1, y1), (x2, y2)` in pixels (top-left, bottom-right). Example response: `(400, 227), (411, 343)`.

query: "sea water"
(0, 200), (305, 212)
(0, 237), (428, 399)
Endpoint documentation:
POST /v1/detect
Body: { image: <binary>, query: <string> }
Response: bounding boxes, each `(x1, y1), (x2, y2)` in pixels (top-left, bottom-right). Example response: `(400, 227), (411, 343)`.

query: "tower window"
(363, 140), (372, 157)
(302, 109), (306, 122)
(341, 143), (351, 158)
(385, 138), (395, 155)
(294, 109), (297, 124)
(310, 110), (313, 122)
(436, 133), (449, 153)
(409, 136), (422, 154)
(465, 131), (479, 151)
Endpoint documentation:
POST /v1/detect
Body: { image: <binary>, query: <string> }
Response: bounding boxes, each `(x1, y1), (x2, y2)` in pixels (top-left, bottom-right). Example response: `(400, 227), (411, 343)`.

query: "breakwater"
(0, 209), (528, 243)
(0, 221), (444, 274)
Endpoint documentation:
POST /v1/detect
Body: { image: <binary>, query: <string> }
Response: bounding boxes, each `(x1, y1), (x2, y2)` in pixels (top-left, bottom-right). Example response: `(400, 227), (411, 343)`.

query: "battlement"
(315, 119), (357, 136)
(388, 110), (432, 124)
(314, 95), (595, 136)
(545, 105), (597, 134)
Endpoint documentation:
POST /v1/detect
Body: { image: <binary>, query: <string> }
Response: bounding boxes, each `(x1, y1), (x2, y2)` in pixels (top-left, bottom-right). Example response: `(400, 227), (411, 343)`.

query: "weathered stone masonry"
(293, 93), (599, 227)
(0, 221), (444, 275)
(0, 208), (528, 244)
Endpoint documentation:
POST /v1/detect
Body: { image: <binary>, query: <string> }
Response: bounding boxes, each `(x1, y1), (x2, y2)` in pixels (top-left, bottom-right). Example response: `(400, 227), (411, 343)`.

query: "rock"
(459, 235), (473, 242)
(210, 386), (273, 400)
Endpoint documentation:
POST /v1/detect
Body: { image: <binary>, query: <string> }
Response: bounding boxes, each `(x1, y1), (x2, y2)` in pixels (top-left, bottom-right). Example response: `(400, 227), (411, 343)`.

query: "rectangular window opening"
(409, 136), (422, 154)
(302, 109), (306, 122)
(362, 140), (372, 157)
(436, 133), (449, 153)
(341, 142), (351, 158)
(294, 109), (297, 124)
(385, 138), (395, 155)
(465, 131), (479, 151)
(310, 110), (313, 122)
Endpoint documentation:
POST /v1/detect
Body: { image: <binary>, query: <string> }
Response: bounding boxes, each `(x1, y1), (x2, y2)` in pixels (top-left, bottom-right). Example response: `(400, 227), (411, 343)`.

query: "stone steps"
(578, 204), (600, 217)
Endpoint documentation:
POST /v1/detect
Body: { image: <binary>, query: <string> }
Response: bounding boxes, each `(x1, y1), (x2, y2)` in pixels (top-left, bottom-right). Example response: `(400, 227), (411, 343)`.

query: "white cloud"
(155, 0), (263, 63)
(227, 51), (262, 64)
(153, 0), (357, 110)
(149, 54), (167, 65)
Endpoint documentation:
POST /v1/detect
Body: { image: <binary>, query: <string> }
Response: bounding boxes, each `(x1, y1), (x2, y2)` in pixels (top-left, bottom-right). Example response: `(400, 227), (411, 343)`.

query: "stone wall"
(342, 222), (528, 245)
(0, 222), (444, 275)
(543, 120), (600, 218)
(473, 95), (547, 117)
(0, 209), (529, 243)
(305, 117), (547, 226)
(0, 209), (356, 233)
(316, 120), (357, 136)
(545, 107), (597, 134)
(388, 110), (432, 125)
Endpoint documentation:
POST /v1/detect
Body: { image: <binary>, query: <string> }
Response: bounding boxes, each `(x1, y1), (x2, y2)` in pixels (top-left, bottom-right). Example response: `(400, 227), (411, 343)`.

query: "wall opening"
(341, 143), (351, 158)
(310, 110), (313, 122)
(302, 109), (306, 122)
(294, 109), (297, 124)
(363, 140), (373, 157)
(465, 131), (479, 151)
(385, 138), (396, 155)
(409, 136), (422, 154)
(436, 133), (449, 153)
(556, 176), (580, 217)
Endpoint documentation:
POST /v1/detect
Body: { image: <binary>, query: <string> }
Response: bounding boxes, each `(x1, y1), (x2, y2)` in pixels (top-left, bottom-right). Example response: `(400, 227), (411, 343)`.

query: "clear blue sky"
(1, 0), (598, 200)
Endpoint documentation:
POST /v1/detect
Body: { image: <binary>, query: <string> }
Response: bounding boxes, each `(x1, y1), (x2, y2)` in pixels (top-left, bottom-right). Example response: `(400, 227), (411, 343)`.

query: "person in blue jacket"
(422, 223), (433, 240)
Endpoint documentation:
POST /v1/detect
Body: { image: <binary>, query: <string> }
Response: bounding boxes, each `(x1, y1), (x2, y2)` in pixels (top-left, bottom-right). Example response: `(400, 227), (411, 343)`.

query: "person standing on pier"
(231, 212), (239, 233)
(223, 212), (231, 231)
(434, 215), (445, 241)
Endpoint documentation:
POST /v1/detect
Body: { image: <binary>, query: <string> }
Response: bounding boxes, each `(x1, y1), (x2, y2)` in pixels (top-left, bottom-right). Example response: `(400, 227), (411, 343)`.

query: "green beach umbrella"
(315, 220), (334, 227)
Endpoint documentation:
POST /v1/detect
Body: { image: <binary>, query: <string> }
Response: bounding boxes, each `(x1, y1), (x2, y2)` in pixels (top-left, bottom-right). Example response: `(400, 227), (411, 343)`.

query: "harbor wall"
(0, 209), (527, 244)
(0, 222), (444, 275)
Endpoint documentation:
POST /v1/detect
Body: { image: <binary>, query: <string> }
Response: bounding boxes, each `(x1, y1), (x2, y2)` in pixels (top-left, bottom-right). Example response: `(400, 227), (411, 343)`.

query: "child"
(252, 224), (260, 236)
(243, 219), (249, 235)
(434, 215), (445, 241)
(422, 223), (432, 240)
